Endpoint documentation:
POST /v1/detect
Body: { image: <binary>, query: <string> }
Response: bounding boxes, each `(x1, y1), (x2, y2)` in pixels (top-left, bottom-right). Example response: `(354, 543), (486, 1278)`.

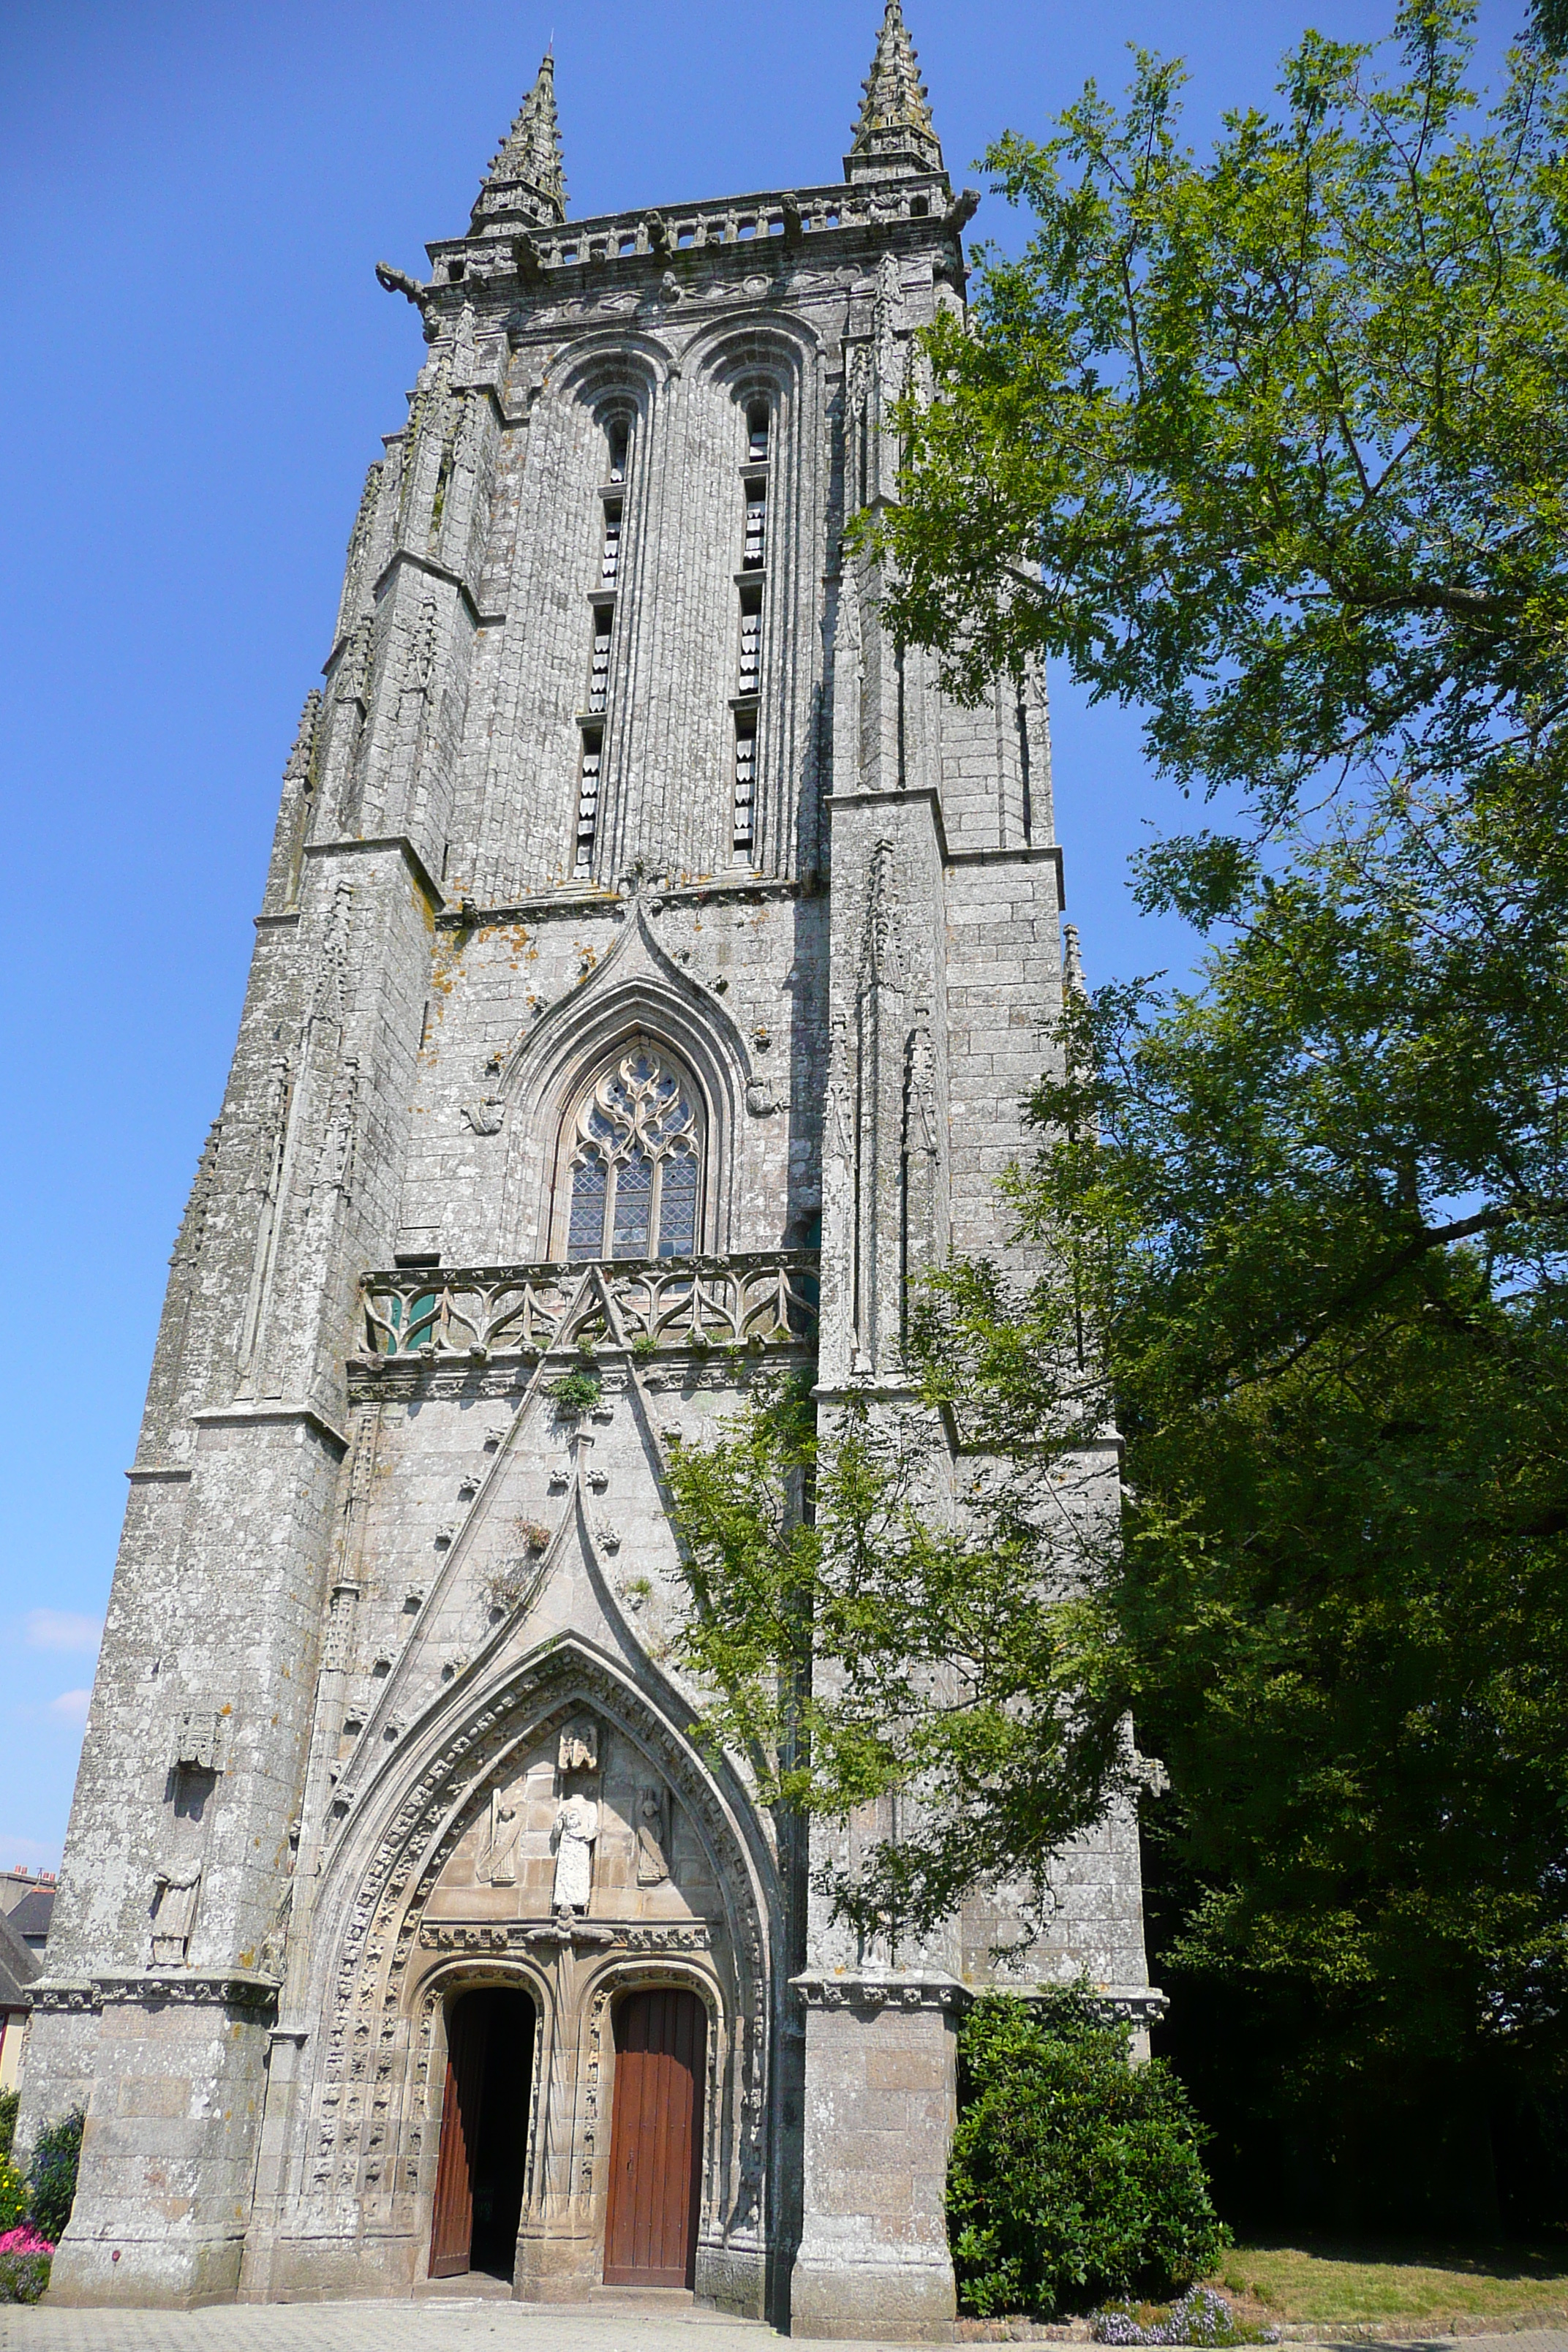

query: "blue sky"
(0, 0), (1523, 1866)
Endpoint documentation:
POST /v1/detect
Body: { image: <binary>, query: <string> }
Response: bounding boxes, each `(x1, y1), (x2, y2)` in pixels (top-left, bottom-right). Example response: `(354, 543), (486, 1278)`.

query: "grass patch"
(1210, 2242), (1568, 2325)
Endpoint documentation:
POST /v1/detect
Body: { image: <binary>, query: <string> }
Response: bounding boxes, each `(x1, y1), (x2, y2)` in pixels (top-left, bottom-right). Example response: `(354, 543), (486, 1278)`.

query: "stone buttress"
(19, 7), (1159, 2329)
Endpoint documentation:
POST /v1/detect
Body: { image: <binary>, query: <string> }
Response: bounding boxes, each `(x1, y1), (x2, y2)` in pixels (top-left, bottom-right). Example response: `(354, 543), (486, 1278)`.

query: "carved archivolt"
(297, 1643), (773, 2244)
(494, 903), (760, 1259)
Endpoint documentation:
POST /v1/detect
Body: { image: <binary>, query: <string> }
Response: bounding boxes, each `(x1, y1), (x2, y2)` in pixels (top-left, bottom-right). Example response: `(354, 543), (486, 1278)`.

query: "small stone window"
(734, 719), (757, 857)
(589, 615), (611, 711)
(601, 503), (622, 585)
(575, 733), (603, 877)
(606, 421), (628, 484)
(742, 490), (766, 570)
(747, 403), (770, 464)
(737, 595), (761, 698)
(563, 1045), (703, 1261)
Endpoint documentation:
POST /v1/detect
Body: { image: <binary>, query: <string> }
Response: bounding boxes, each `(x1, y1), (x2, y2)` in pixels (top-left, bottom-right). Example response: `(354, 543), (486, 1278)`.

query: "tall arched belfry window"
(562, 1043), (703, 1261)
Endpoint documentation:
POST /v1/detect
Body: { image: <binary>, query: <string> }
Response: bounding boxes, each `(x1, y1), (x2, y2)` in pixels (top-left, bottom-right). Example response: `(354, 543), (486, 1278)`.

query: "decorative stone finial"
(846, 1), (944, 184)
(474, 49), (568, 229)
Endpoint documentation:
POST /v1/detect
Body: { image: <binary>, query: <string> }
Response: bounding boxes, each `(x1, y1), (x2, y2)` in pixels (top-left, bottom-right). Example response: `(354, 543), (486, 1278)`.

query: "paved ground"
(3, 2304), (1568, 2352)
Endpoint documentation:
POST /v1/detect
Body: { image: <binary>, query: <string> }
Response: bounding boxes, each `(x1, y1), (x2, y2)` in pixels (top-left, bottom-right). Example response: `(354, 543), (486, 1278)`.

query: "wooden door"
(603, 1988), (706, 2288)
(429, 1994), (489, 2277)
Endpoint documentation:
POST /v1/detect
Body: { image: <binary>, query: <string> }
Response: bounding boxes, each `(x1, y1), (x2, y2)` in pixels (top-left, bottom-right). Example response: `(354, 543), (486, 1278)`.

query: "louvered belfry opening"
(429, 1987), (536, 2281)
(603, 1987), (708, 2288)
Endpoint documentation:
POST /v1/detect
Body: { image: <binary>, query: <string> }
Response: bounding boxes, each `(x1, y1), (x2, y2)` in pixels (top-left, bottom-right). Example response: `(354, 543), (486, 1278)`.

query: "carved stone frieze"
(791, 1970), (965, 2013)
(418, 1918), (712, 1954)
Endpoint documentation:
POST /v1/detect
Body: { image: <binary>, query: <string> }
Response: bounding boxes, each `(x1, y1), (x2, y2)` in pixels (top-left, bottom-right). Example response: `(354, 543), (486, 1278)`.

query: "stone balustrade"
(361, 1250), (819, 1359)
(445, 173), (957, 281)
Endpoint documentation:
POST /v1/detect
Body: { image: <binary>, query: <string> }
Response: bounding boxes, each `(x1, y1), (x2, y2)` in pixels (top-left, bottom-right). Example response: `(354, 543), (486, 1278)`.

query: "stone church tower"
(19, 6), (1156, 2326)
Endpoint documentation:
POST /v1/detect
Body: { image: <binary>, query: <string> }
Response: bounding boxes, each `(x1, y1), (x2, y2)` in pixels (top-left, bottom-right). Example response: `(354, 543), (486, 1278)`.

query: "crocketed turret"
(845, 0), (945, 182)
(472, 48), (568, 230)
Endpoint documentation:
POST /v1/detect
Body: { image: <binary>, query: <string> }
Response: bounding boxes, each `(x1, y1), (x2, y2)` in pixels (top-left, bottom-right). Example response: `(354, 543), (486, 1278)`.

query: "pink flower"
(0, 2226), (54, 2256)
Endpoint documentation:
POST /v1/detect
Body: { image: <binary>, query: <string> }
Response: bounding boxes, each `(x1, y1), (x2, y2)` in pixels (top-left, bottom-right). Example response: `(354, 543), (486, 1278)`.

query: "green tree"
(876, 1), (1568, 826)
(667, 7), (1568, 2215)
(864, 0), (1568, 2213)
(664, 1374), (1127, 1944)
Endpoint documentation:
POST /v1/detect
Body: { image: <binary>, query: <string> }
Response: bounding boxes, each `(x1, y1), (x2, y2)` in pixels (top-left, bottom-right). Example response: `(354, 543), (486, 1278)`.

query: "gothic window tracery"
(562, 1044), (703, 1260)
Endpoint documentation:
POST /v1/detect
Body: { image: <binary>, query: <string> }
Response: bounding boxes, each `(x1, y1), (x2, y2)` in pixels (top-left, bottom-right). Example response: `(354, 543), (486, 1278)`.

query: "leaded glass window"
(563, 1046), (702, 1261)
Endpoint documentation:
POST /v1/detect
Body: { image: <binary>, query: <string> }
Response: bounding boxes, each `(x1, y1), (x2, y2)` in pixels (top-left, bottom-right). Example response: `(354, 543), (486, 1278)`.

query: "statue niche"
(636, 1785), (670, 1886)
(550, 1788), (599, 1913)
(421, 1706), (721, 1931)
(477, 1789), (522, 1887)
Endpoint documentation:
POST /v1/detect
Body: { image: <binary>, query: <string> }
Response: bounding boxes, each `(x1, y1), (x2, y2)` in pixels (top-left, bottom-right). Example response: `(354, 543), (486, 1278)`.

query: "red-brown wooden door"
(603, 1988), (706, 2288)
(430, 1994), (489, 2276)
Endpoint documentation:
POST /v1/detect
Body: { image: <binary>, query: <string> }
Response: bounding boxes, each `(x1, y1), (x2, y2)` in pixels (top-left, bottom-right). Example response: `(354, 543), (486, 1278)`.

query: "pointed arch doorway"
(429, 1986), (536, 2280)
(603, 1986), (707, 2288)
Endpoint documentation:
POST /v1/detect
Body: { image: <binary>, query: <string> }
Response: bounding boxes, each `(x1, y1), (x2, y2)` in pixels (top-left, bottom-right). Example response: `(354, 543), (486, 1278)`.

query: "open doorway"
(429, 1985), (535, 2281)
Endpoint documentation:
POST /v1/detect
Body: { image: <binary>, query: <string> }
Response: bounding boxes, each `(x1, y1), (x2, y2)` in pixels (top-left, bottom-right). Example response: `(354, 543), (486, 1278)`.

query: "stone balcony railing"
(360, 1251), (819, 1360)
(453, 174), (960, 280)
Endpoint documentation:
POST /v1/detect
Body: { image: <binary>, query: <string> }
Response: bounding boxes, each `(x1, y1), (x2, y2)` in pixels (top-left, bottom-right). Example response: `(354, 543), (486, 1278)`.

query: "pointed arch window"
(562, 1044), (703, 1261)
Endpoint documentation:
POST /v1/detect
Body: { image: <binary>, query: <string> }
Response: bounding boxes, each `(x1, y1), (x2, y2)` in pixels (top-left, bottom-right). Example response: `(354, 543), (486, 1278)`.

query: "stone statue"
(550, 1792), (599, 1912)
(478, 1788), (521, 1886)
(635, 1786), (670, 1886)
(150, 1868), (202, 1966)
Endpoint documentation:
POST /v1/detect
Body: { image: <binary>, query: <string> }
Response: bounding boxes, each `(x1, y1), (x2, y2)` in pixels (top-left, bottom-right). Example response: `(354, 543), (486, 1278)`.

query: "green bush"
(0, 2250), (50, 2304)
(949, 1989), (1228, 2318)
(549, 1370), (601, 1414)
(0, 2157), (25, 2235)
(26, 2109), (83, 2245)
(0, 2090), (16, 2159)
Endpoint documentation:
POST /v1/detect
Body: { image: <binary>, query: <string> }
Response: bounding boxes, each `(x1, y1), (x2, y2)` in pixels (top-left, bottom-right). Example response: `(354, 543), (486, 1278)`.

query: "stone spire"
(845, 1), (945, 184)
(473, 49), (568, 229)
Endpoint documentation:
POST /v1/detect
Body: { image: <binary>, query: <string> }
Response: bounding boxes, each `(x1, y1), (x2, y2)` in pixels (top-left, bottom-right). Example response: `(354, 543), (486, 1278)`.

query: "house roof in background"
(8, 1886), (54, 1945)
(0, 1909), (38, 2011)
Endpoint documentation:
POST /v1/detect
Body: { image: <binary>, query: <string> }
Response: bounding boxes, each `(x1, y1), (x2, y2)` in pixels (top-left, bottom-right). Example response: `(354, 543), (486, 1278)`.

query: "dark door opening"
(603, 1986), (707, 2288)
(429, 1986), (535, 2280)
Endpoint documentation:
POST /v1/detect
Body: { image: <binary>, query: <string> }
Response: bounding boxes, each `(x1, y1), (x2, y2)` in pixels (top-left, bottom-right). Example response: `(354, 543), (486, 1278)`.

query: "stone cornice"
(826, 786), (1067, 903)
(369, 546), (506, 632)
(30, 1970), (280, 2016)
(192, 1402), (350, 1454)
(789, 1972), (1166, 2021)
(792, 1970), (966, 2013)
(434, 874), (815, 930)
(301, 834), (445, 914)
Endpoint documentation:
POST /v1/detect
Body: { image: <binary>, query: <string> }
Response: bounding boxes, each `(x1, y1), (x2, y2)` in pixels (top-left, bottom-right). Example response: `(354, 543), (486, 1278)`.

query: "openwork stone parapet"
(360, 1250), (819, 1360)
(451, 173), (959, 284)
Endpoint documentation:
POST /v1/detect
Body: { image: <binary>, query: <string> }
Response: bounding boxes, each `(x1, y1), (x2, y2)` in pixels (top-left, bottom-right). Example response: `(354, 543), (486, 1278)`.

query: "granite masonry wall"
(19, 18), (1157, 2332)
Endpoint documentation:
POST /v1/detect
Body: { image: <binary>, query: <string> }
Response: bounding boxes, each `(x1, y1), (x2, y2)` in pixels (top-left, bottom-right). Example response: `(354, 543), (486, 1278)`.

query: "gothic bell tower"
(20, 6), (1156, 2325)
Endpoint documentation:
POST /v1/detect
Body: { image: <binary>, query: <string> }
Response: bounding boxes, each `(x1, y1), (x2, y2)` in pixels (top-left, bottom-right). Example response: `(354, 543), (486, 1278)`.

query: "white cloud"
(26, 1610), (102, 1655)
(48, 1690), (91, 1727)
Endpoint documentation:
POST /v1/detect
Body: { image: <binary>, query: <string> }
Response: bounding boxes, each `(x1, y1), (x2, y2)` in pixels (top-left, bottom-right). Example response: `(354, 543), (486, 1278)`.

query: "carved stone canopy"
(558, 1714), (599, 1774)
